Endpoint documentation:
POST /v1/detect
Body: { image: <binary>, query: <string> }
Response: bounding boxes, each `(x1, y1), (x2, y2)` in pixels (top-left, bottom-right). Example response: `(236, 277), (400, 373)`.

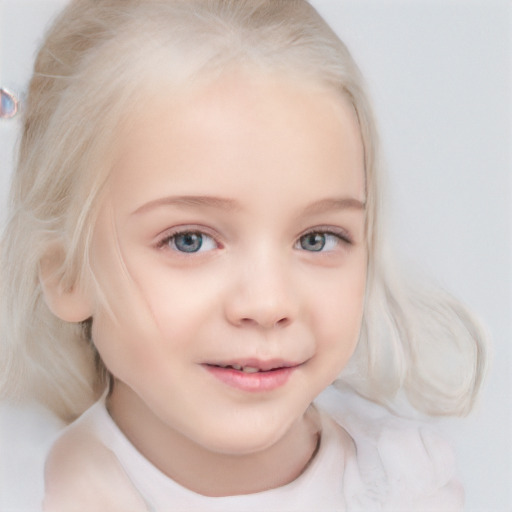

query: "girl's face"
(87, 71), (367, 456)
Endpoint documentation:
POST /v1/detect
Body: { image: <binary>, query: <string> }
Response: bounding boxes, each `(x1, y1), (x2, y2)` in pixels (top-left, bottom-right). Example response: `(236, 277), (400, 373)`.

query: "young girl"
(0, 0), (487, 510)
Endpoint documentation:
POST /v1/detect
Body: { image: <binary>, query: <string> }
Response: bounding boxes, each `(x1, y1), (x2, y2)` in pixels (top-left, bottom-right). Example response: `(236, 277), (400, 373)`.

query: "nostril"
(240, 317), (257, 327)
(238, 316), (290, 329)
(275, 317), (290, 328)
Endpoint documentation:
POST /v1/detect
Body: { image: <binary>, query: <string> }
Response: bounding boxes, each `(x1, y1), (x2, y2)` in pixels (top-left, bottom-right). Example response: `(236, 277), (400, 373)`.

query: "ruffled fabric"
(316, 385), (464, 511)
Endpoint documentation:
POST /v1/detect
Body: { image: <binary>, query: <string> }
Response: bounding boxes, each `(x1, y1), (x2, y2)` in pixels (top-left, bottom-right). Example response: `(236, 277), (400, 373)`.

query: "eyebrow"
(132, 195), (240, 216)
(302, 197), (366, 215)
(131, 194), (366, 216)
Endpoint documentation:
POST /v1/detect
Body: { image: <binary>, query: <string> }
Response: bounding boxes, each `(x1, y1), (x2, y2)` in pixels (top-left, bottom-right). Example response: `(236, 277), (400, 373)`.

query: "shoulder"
(43, 402), (148, 512)
(315, 385), (464, 511)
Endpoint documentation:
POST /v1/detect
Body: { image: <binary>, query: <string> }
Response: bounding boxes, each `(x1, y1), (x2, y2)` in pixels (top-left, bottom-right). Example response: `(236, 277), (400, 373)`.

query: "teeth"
(242, 366), (260, 374)
(215, 364), (261, 373)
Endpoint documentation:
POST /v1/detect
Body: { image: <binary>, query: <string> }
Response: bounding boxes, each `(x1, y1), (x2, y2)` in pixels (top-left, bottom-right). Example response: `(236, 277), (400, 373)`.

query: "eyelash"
(295, 228), (353, 252)
(156, 228), (220, 254)
(156, 227), (352, 254)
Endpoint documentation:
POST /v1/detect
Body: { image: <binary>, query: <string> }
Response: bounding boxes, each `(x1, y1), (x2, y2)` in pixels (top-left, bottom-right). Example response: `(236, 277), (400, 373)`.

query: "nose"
(224, 252), (298, 330)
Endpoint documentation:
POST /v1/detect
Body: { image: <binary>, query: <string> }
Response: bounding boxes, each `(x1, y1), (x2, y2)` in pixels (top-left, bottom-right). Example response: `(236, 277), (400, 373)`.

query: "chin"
(193, 412), (301, 457)
(204, 433), (282, 457)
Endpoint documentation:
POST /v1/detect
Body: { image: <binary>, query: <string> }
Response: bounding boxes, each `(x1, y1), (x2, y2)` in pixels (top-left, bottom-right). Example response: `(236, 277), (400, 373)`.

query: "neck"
(107, 381), (321, 497)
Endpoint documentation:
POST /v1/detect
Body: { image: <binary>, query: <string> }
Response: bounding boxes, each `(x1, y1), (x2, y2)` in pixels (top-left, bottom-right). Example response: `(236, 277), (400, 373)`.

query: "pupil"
(301, 233), (325, 251)
(175, 233), (202, 252)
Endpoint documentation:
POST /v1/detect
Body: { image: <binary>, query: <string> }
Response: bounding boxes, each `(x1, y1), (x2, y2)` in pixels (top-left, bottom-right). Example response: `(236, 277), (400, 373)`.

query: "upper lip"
(204, 358), (302, 372)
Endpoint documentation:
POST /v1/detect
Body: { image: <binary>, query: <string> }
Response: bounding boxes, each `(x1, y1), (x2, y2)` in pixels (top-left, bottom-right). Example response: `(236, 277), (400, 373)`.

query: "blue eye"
(300, 233), (326, 251)
(296, 231), (347, 252)
(164, 231), (217, 253)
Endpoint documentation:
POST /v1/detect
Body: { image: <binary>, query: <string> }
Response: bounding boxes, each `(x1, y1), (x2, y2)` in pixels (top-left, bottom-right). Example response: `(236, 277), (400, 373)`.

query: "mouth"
(202, 359), (302, 392)
(206, 359), (297, 373)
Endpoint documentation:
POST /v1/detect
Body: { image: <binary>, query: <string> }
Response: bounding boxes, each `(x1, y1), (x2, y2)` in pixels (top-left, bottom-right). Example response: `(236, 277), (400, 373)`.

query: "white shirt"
(2, 385), (464, 511)
(70, 398), (353, 511)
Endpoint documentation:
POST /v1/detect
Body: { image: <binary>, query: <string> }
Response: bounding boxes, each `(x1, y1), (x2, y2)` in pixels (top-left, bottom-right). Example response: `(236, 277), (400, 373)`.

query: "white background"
(1, 1), (511, 510)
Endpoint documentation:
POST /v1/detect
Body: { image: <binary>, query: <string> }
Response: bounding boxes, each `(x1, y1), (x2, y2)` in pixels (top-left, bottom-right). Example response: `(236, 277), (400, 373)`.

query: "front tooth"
(231, 364), (242, 371)
(242, 366), (260, 374)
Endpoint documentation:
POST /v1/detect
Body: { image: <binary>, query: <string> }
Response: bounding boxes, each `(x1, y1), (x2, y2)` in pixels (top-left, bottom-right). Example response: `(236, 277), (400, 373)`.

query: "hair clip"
(0, 88), (20, 119)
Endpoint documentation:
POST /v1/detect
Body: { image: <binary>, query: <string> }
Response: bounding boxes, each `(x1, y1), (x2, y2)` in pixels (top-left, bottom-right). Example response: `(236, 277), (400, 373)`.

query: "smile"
(216, 364), (272, 374)
(203, 359), (301, 392)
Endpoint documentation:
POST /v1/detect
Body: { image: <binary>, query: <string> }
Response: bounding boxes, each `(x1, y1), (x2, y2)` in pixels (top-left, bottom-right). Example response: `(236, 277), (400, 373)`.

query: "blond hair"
(0, 0), (486, 421)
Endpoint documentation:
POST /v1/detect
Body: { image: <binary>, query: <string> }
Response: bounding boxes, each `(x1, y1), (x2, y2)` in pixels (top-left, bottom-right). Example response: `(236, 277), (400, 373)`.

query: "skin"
(45, 70), (367, 498)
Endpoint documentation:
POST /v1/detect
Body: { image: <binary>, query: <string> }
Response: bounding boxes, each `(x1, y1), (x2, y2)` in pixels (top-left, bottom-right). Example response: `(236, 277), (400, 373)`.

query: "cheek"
(90, 303), (166, 383)
(313, 262), (367, 359)
(87, 250), (173, 379)
(89, 263), (218, 386)
(86, 211), (201, 387)
(128, 267), (214, 344)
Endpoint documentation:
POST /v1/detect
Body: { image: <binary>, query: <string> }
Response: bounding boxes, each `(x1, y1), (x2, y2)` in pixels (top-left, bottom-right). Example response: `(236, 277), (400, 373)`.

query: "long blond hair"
(0, 0), (486, 421)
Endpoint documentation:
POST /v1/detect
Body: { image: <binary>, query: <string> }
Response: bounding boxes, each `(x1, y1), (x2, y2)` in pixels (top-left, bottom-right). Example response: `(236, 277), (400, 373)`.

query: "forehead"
(108, 70), (365, 214)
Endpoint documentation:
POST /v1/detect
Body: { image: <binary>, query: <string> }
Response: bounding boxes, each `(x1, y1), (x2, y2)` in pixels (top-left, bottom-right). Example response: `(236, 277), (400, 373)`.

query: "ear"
(39, 246), (93, 323)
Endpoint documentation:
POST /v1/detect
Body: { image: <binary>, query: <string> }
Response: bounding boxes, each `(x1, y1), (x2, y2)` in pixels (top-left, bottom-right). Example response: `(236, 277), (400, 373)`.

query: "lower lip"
(204, 365), (297, 392)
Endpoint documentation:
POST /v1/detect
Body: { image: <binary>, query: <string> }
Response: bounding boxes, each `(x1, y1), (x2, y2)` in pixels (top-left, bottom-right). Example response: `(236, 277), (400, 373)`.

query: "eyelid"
(298, 226), (353, 245)
(154, 224), (353, 253)
(155, 225), (223, 251)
